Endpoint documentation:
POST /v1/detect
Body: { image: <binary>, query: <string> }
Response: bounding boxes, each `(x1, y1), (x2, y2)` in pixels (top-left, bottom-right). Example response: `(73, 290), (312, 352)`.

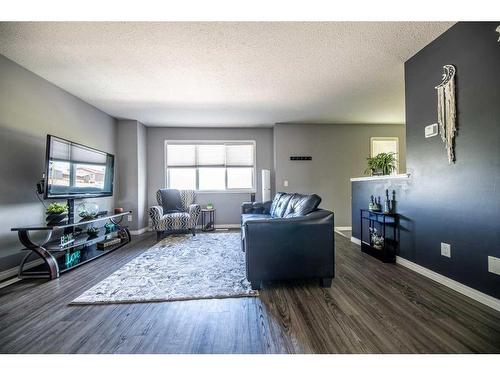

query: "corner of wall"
(116, 120), (149, 231)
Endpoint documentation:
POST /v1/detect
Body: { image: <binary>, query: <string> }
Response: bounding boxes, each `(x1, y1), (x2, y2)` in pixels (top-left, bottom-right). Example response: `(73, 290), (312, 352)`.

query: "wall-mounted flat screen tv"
(44, 135), (115, 199)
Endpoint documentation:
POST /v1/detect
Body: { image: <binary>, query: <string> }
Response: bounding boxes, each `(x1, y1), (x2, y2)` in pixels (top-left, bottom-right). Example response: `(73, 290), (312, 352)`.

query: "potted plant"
(46, 202), (68, 226)
(364, 152), (397, 176)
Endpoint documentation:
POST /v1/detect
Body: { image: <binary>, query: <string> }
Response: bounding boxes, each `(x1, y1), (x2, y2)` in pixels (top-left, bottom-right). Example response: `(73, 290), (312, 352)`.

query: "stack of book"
(97, 237), (122, 250)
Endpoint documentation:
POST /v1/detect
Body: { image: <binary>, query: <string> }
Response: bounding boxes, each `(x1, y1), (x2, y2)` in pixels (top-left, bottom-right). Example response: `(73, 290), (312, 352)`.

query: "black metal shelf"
(361, 209), (397, 225)
(42, 226), (121, 252)
(25, 239), (127, 274)
(360, 209), (399, 263)
(11, 211), (131, 231)
(11, 211), (131, 280)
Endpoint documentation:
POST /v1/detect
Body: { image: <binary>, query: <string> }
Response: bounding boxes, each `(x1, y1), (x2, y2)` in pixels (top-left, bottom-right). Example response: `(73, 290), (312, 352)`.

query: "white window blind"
(226, 144), (254, 166)
(197, 145), (225, 166)
(166, 142), (256, 191)
(166, 144), (196, 166)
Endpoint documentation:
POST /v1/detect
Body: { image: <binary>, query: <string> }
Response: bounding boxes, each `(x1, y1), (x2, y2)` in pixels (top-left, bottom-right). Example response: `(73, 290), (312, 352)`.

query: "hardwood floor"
(0, 232), (499, 353)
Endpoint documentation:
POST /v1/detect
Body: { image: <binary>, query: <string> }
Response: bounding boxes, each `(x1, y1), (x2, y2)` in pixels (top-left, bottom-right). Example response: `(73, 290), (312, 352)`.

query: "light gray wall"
(274, 123), (406, 227)
(137, 122), (148, 229)
(0, 54), (117, 276)
(116, 120), (139, 229)
(116, 120), (148, 231)
(147, 127), (274, 225)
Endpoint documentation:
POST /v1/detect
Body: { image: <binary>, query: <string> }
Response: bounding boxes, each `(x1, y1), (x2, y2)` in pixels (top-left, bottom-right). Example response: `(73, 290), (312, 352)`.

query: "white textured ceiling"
(0, 22), (453, 127)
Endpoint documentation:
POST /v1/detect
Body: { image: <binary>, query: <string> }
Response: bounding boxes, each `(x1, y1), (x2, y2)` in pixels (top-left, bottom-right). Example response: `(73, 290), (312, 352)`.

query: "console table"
(360, 209), (399, 263)
(11, 211), (131, 280)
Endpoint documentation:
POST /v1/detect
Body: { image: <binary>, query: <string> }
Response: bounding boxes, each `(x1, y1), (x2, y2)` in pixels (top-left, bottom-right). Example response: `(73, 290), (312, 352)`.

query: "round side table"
(201, 209), (216, 231)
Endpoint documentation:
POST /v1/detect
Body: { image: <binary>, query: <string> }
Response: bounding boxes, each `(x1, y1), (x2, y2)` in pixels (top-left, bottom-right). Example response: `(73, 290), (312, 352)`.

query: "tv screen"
(44, 135), (114, 199)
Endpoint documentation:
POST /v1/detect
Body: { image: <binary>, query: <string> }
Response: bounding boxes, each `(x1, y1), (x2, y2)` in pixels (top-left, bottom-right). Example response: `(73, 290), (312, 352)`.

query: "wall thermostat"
(425, 123), (439, 138)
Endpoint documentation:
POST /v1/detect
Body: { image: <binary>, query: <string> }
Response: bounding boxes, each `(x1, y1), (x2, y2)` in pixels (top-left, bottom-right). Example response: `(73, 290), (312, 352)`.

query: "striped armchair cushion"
(150, 189), (201, 232)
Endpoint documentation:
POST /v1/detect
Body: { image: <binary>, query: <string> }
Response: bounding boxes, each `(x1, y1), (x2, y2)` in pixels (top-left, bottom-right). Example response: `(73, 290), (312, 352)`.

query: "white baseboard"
(395, 256), (500, 313)
(350, 236), (500, 312)
(0, 258), (45, 287)
(216, 224), (240, 229)
(195, 223), (240, 230)
(334, 227), (352, 239)
(0, 277), (20, 289)
(129, 227), (149, 235)
(335, 226), (352, 231)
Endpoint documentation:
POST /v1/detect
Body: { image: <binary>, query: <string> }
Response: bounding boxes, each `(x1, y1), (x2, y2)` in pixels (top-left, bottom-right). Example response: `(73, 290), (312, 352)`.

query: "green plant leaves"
(46, 202), (68, 214)
(364, 152), (397, 176)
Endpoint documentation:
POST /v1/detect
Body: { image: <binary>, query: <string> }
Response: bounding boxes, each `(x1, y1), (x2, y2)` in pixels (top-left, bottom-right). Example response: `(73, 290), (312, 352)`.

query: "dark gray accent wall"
(0, 54), (117, 278)
(274, 123), (406, 227)
(147, 127), (274, 225)
(352, 22), (500, 299)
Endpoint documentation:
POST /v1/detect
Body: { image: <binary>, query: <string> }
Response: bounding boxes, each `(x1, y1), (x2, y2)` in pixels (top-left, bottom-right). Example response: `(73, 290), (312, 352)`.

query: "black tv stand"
(67, 198), (75, 221)
(65, 198), (75, 234)
(11, 211), (132, 280)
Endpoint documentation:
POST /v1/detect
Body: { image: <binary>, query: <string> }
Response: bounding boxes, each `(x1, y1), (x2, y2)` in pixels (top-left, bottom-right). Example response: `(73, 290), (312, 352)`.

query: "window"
(370, 137), (399, 173)
(165, 141), (256, 191)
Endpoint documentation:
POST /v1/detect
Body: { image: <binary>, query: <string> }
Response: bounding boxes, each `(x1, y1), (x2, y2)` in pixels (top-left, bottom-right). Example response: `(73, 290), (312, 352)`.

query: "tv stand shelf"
(11, 211), (132, 280)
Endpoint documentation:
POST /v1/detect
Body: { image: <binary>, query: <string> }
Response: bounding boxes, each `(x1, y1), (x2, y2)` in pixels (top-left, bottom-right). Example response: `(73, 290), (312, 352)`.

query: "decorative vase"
(391, 190), (397, 214)
(372, 236), (384, 250)
(46, 213), (68, 226)
(383, 190), (391, 213)
(370, 228), (384, 250)
(104, 222), (116, 234)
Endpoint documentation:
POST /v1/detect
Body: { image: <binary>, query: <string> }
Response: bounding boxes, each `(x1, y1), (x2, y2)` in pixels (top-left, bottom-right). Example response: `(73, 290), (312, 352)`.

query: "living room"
(1, 1), (499, 373)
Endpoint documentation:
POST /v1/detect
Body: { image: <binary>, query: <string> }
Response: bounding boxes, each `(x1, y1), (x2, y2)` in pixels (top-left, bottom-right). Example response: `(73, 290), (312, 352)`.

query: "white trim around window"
(370, 136), (400, 174)
(164, 140), (257, 193)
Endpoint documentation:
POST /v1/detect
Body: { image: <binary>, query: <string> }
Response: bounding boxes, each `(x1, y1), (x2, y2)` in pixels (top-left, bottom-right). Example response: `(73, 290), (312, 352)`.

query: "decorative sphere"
(78, 202), (99, 219)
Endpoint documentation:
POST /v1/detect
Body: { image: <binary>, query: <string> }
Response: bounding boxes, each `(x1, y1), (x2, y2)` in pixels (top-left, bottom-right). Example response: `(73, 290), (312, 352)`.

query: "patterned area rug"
(71, 232), (258, 305)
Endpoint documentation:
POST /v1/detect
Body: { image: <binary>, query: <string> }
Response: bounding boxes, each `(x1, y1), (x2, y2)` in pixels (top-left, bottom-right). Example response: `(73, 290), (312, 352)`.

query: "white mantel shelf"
(350, 173), (410, 182)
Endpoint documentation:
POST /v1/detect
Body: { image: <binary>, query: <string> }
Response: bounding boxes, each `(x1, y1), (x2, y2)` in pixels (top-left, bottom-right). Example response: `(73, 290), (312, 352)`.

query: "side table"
(201, 209), (216, 232)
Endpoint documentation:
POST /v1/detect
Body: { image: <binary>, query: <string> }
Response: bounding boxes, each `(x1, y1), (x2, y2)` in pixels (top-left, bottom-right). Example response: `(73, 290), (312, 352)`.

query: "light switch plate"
(488, 256), (500, 275)
(425, 123), (439, 138)
(283, 180), (289, 187)
(441, 242), (451, 258)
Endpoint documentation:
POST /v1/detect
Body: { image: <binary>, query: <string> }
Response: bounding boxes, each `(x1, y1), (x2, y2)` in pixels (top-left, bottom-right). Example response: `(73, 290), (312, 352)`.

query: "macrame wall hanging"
(434, 64), (457, 164)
